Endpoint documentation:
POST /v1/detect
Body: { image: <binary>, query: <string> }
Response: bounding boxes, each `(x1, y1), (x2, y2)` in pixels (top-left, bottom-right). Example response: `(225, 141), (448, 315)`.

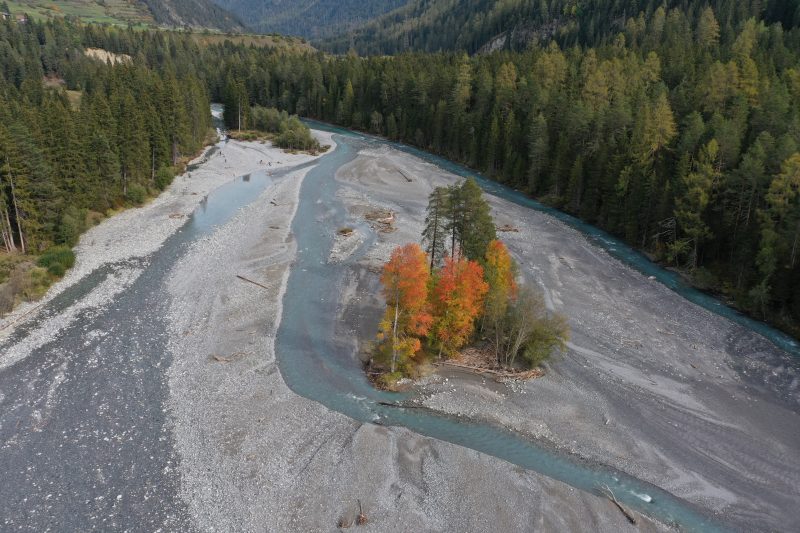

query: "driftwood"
(434, 361), (544, 381)
(377, 400), (425, 409)
(497, 224), (520, 232)
(396, 169), (413, 182)
(236, 274), (270, 291)
(0, 302), (44, 332)
(211, 351), (248, 363)
(356, 500), (367, 525)
(599, 485), (637, 525)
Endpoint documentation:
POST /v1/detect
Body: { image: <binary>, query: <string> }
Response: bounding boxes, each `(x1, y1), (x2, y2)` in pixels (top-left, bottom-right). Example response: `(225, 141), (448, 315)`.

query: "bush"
(155, 166), (175, 191)
(127, 183), (147, 205)
(37, 246), (76, 277)
(59, 206), (88, 246)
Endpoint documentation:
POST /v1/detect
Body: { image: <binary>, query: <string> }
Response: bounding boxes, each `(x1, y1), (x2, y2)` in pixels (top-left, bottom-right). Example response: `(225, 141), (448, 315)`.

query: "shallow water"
(275, 129), (731, 532)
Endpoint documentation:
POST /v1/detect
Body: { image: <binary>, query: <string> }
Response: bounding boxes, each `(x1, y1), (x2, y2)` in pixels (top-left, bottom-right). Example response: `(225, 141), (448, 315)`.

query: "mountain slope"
(211, 0), (406, 38)
(322, 0), (800, 55)
(2, 0), (243, 32)
(144, 0), (244, 31)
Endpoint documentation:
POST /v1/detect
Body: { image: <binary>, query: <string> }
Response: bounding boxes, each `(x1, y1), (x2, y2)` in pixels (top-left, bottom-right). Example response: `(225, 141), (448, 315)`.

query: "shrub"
(59, 206), (88, 246)
(155, 166), (175, 191)
(127, 183), (147, 205)
(37, 246), (76, 277)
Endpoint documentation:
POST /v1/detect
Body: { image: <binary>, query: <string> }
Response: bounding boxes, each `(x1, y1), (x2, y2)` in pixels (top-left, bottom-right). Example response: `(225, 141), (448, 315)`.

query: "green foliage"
(200, 4), (800, 335)
(37, 245), (75, 277)
(127, 183), (147, 206)
(322, 0), (799, 56)
(155, 167), (175, 191)
(497, 285), (569, 369)
(59, 206), (88, 246)
(245, 105), (320, 151)
(213, 0), (404, 38)
(0, 18), (210, 256)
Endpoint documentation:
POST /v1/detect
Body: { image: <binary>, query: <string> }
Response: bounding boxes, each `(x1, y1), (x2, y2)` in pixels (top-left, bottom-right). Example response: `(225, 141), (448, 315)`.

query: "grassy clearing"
(6, 1), (154, 27)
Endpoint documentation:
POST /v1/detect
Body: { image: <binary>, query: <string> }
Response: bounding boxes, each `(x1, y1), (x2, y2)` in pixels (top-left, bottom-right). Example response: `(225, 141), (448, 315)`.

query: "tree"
(495, 285), (569, 368)
(429, 256), (488, 357)
(422, 186), (449, 269)
(377, 244), (432, 374)
(458, 178), (496, 261)
(482, 240), (517, 361)
(675, 140), (720, 268)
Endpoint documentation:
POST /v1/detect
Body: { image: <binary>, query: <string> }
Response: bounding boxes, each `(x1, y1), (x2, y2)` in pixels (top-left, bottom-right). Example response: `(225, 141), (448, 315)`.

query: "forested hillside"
(2, 0), (243, 32)
(211, 0), (405, 38)
(143, 0), (243, 32)
(2, 2), (800, 336)
(323, 0), (800, 55)
(0, 18), (211, 308)
(218, 5), (800, 336)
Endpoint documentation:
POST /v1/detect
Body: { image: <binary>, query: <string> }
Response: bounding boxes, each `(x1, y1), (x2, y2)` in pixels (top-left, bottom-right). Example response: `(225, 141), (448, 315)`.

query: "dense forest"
(323, 0), (800, 55)
(217, 4), (800, 336)
(0, 17), (210, 309)
(212, 0), (405, 39)
(1, 1), (799, 336)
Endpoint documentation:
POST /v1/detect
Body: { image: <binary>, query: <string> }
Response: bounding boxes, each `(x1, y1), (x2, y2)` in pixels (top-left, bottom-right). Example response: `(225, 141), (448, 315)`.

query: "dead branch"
(236, 274), (270, 291)
(434, 361), (544, 380)
(356, 500), (367, 526)
(377, 401), (425, 409)
(0, 303), (44, 332)
(211, 351), (249, 363)
(599, 485), (637, 525)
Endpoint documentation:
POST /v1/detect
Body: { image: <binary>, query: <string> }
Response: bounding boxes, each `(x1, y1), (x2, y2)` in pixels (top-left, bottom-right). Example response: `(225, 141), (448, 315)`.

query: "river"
(2, 113), (795, 531)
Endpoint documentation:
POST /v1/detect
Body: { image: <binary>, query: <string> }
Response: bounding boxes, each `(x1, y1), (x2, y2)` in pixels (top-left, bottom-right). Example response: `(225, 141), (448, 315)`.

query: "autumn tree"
(429, 256), (488, 358)
(377, 244), (432, 373)
(482, 240), (517, 360)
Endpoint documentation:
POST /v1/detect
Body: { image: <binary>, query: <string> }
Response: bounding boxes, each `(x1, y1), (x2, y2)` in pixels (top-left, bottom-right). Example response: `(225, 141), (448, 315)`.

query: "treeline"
(212, 7), (800, 336)
(323, 0), (800, 56)
(0, 18), (212, 314)
(0, 17), (211, 255)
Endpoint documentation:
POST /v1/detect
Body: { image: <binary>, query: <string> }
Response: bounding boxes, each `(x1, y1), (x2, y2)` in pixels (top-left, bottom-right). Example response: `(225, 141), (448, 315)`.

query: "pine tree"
(422, 186), (449, 269)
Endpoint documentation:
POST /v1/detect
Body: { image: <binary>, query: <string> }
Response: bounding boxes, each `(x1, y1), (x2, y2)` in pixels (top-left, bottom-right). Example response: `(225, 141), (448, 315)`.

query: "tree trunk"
(7, 167), (24, 254)
(391, 299), (399, 374)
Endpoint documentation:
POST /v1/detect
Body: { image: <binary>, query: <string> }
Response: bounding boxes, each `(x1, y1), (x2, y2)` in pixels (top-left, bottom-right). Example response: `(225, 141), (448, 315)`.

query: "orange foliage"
(430, 256), (489, 356)
(378, 244), (432, 371)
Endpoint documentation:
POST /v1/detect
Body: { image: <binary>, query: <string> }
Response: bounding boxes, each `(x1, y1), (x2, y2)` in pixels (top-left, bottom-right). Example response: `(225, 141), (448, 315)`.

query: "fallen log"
(236, 274), (270, 291)
(0, 303), (44, 332)
(376, 401), (425, 409)
(599, 485), (637, 525)
(211, 351), (249, 363)
(434, 361), (544, 380)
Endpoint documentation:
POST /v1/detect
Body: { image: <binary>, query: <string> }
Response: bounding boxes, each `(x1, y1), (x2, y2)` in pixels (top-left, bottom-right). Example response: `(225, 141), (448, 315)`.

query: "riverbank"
(332, 142), (800, 531)
(163, 132), (668, 531)
(0, 136), (323, 364)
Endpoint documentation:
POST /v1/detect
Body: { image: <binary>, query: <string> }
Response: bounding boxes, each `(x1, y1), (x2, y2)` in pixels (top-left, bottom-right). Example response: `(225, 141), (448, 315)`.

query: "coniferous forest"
(1, 2), (800, 336)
